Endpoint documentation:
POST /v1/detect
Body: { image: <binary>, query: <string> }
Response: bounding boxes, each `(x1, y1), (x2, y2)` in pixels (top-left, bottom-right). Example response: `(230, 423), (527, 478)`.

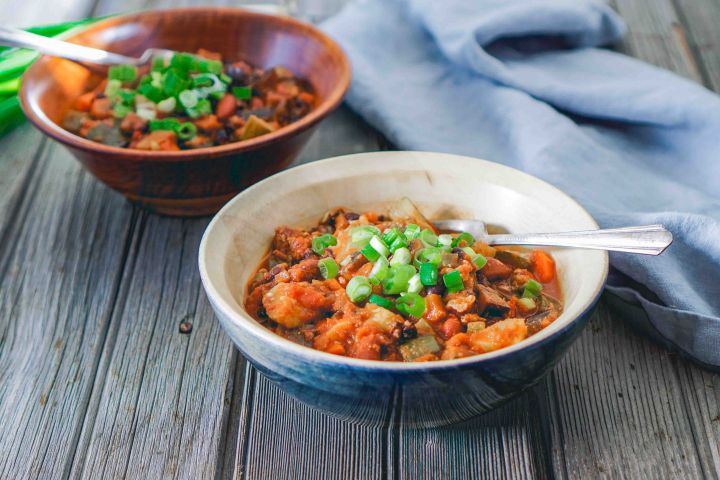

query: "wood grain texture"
(69, 215), (236, 479)
(0, 141), (134, 480)
(673, 0), (720, 91)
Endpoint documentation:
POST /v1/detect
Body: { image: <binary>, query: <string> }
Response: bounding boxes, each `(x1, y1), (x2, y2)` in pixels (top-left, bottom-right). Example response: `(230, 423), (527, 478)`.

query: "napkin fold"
(322, 0), (720, 367)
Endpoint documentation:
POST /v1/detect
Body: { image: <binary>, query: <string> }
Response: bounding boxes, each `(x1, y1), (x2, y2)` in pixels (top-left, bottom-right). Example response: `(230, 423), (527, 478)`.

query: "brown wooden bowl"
(19, 8), (350, 217)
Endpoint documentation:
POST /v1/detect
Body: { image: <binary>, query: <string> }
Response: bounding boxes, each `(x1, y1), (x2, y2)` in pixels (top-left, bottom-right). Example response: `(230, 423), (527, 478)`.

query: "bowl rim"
(198, 151), (609, 371)
(19, 6), (351, 162)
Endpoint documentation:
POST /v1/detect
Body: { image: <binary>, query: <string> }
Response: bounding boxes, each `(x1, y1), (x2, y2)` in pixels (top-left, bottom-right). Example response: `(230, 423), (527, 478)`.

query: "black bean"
(257, 308), (268, 319)
(400, 324), (418, 342)
(452, 247), (466, 259)
(426, 284), (445, 295)
(345, 212), (360, 220)
(226, 65), (247, 84)
(215, 129), (229, 144)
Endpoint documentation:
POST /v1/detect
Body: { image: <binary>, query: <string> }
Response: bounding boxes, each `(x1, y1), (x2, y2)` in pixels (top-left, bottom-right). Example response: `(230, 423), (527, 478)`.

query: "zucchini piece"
(399, 335), (440, 361)
(466, 321), (486, 333)
(494, 249), (531, 269)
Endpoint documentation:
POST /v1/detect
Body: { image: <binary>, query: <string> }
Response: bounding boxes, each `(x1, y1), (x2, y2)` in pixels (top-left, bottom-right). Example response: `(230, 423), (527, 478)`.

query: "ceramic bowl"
(19, 8), (350, 217)
(199, 151), (608, 427)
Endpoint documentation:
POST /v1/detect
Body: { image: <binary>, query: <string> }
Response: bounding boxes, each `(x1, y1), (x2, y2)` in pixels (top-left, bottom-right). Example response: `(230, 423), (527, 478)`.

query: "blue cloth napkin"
(322, 0), (720, 368)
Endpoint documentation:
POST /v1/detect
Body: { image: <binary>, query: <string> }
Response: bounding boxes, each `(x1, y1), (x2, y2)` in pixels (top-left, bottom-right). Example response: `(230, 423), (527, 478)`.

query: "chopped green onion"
(157, 97), (176, 113)
(389, 247), (411, 266)
(346, 276), (372, 303)
(518, 297), (536, 311)
(369, 257), (389, 284)
(192, 73), (216, 88)
(437, 234), (453, 247)
(361, 243), (381, 262)
(419, 229), (438, 247)
(369, 236), (389, 258)
(443, 270), (464, 293)
(403, 224), (421, 241)
(135, 107), (156, 121)
(472, 253), (487, 269)
(149, 118), (181, 132)
(340, 255), (353, 267)
(419, 263), (438, 286)
(382, 264), (416, 295)
(414, 247), (444, 268)
(108, 64), (137, 83)
(220, 73), (232, 84)
(151, 56), (166, 72)
(312, 234), (337, 255)
(170, 52), (198, 72)
(199, 58), (223, 75)
(407, 274), (422, 294)
(187, 98), (212, 118)
(451, 232), (475, 248)
(466, 321), (485, 333)
(389, 235), (408, 253)
(351, 225), (381, 247)
(369, 294), (394, 310)
(318, 258), (339, 279)
(179, 89), (199, 109)
(399, 335), (439, 361)
(104, 79), (122, 99)
(382, 227), (402, 246)
(116, 89), (136, 105)
(233, 85), (253, 100)
(112, 104), (132, 118)
(522, 279), (543, 298)
(395, 292), (426, 318)
(177, 122), (197, 141)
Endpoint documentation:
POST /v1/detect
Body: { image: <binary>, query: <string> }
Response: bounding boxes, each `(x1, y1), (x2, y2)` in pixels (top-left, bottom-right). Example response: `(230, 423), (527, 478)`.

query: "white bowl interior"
(199, 151), (607, 368)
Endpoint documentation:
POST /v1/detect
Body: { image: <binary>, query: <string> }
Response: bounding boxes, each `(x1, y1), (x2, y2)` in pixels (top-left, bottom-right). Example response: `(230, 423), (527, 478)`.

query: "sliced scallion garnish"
(346, 276), (372, 303)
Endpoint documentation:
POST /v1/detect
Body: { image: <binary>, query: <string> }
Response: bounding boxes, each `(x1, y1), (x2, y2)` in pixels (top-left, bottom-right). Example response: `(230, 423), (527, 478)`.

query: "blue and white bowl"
(198, 151), (608, 427)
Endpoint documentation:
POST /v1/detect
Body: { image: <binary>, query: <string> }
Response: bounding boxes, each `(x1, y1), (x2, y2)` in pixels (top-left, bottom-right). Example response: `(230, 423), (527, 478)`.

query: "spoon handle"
(0, 26), (136, 65)
(486, 224), (673, 255)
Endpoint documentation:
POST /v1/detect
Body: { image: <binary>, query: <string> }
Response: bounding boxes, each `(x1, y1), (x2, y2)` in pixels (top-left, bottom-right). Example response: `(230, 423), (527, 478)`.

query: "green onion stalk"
(0, 17), (106, 136)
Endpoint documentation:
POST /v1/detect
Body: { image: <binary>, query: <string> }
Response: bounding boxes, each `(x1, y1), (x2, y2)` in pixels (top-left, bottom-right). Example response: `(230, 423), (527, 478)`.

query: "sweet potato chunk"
(262, 282), (333, 328)
(469, 317), (528, 353)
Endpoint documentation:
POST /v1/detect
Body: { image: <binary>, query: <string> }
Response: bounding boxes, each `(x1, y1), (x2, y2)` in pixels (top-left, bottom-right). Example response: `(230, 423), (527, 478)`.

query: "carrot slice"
(531, 249), (556, 283)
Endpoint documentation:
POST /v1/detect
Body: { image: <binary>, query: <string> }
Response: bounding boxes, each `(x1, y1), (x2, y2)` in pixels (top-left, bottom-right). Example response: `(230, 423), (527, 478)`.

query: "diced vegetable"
(451, 232), (474, 247)
(530, 249), (556, 283)
(351, 225), (381, 247)
(240, 114), (275, 139)
(396, 292), (426, 317)
(437, 234), (453, 247)
(389, 247), (411, 266)
(399, 335), (440, 361)
(369, 236), (389, 257)
(414, 247), (444, 268)
(368, 294), (394, 310)
(369, 257), (389, 284)
(361, 243), (381, 262)
(419, 229), (438, 247)
(403, 224), (421, 241)
(495, 249), (531, 269)
(346, 276), (372, 303)
(522, 279), (543, 298)
(382, 264), (416, 295)
(312, 233), (337, 255)
(466, 321), (486, 333)
(518, 297), (536, 312)
(407, 274), (423, 294)
(419, 263), (438, 286)
(443, 270), (464, 293)
(232, 85), (252, 100)
(318, 257), (339, 279)
(108, 64), (137, 83)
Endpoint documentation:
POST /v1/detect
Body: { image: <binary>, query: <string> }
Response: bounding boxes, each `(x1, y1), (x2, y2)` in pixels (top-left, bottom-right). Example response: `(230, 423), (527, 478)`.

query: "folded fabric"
(322, 0), (720, 367)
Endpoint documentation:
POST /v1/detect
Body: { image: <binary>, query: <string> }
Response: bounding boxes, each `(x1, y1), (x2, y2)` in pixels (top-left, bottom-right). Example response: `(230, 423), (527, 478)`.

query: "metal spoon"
(0, 25), (174, 66)
(431, 220), (672, 255)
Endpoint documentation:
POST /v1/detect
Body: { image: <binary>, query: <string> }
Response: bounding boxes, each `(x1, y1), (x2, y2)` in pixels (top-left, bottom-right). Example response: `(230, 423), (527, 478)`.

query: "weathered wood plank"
(0, 140), (135, 479)
(546, 301), (707, 478)
(240, 376), (388, 480)
(673, 0), (720, 91)
(69, 215), (236, 479)
(397, 389), (550, 479)
(611, 0), (703, 82)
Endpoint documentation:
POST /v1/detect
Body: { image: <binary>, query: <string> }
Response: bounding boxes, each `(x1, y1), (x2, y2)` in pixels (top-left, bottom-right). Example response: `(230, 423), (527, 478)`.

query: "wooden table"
(1, 0), (719, 478)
